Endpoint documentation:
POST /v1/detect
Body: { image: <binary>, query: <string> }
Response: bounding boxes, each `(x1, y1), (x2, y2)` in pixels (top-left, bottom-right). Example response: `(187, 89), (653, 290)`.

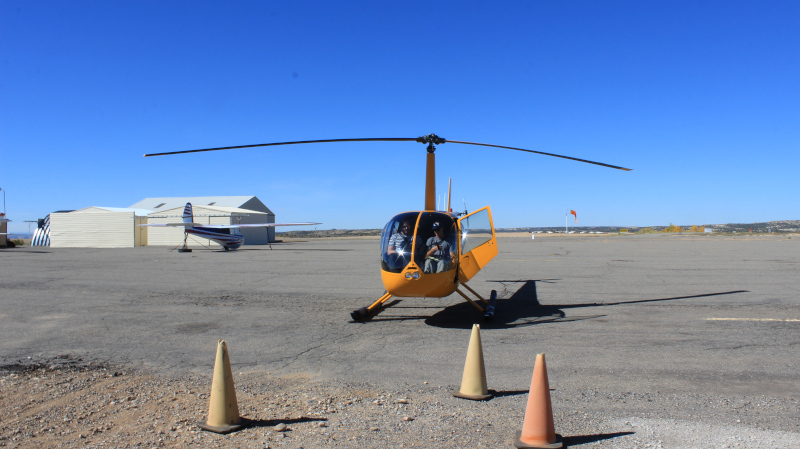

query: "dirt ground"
(0, 361), (562, 449)
(3, 358), (799, 449)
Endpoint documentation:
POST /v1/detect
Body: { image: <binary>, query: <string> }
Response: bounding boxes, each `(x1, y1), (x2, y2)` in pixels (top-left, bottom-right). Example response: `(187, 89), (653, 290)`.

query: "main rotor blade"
(144, 134), (631, 171)
(143, 137), (417, 157)
(446, 140), (632, 171)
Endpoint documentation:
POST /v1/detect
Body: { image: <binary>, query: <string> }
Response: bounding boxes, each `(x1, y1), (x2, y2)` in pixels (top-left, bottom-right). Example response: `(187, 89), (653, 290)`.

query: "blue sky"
(2, 1), (798, 233)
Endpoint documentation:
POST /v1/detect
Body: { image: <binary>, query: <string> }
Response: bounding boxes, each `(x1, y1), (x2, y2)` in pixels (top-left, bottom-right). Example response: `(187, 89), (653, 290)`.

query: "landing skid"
(455, 285), (497, 320)
(351, 291), (393, 321)
(350, 286), (497, 322)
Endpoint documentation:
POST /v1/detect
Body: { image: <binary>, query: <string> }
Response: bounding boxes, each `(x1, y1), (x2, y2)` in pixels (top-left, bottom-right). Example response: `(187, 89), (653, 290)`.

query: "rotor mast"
(417, 134), (445, 211)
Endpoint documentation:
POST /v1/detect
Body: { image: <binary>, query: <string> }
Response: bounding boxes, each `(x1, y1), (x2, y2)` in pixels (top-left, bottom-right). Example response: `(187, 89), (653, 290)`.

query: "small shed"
(49, 207), (151, 248)
(0, 215), (9, 247)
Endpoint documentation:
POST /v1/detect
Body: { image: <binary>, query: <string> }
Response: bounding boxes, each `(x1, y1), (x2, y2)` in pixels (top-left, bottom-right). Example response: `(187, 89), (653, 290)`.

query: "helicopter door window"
(381, 212), (421, 272)
(459, 208), (493, 254)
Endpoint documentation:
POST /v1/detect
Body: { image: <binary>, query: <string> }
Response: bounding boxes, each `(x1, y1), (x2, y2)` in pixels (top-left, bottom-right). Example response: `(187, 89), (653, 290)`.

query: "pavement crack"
(280, 343), (326, 369)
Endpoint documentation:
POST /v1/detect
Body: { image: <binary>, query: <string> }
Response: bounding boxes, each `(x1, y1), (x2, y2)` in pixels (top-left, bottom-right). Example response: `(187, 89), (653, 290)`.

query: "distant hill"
(276, 220), (800, 238)
(277, 229), (382, 238)
(705, 220), (800, 233)
(498, 219), (800, 234)
(4, 233), (32, 240)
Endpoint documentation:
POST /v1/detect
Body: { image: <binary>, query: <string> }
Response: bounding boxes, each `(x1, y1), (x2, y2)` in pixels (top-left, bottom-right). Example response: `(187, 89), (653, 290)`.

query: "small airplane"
(140, 202), (320, 251)
(145, 135), (630, 320)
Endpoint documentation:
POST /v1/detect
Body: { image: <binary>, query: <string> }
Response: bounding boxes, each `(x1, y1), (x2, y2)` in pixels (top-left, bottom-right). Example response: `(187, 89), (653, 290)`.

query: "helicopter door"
(457, 206), (498, 282)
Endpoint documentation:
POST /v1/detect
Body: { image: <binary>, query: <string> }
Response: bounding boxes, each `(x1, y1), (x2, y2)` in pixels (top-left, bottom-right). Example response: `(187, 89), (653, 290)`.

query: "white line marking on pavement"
(705, 318), (800, 322)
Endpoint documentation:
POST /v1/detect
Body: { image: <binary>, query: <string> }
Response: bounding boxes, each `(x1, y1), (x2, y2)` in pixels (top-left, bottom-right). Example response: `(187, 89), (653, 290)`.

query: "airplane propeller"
(144, 134), (632, 171)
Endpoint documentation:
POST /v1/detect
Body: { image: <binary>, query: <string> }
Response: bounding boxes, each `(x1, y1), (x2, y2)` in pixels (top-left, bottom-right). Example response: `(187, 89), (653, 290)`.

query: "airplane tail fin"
(182, 203), (194, 224)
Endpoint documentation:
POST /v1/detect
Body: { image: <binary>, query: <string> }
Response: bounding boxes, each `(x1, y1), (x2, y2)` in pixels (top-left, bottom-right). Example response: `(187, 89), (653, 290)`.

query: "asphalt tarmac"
(2, 234), (799, 443)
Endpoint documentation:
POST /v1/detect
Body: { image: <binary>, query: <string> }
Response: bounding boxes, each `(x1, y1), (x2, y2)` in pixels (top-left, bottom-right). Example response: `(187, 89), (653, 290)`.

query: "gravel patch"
(1, 357), (798, 448)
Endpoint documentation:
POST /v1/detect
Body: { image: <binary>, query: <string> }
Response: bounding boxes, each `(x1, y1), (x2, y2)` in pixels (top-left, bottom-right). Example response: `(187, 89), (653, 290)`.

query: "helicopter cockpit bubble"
(380, 211), (457, 274)
(381, 212), (420, 272)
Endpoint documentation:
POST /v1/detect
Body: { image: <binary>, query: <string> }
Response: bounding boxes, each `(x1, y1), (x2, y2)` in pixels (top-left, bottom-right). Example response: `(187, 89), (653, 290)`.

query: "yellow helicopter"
(145, 134), (630, 321)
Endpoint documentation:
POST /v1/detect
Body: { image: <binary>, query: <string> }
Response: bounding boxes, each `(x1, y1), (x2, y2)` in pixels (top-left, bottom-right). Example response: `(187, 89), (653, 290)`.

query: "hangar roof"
(147, 205), (267, 217)
(69, 206), (153, 216)
(129, 196), (273, 215)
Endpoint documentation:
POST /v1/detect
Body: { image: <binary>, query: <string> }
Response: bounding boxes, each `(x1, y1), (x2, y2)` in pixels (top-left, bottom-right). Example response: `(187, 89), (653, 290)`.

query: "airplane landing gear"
(177, 232), (192, 252)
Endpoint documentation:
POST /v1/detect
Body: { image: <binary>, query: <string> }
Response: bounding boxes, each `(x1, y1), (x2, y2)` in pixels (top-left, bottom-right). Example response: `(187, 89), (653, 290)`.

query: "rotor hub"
(416, 134), (446, 153)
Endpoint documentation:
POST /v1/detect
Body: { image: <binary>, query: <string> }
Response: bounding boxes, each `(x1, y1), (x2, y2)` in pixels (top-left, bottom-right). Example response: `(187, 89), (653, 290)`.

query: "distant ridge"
(497, 219), (800, 234)
(4, 233), (32, 240)
(276, 220), (800, 238)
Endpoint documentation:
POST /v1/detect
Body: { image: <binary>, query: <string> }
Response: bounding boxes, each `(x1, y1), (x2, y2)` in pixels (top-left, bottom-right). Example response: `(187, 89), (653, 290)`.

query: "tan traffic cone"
(514, 353), (562, 448)
(197, 340), (243, 433)
(452, 324), (493, 400)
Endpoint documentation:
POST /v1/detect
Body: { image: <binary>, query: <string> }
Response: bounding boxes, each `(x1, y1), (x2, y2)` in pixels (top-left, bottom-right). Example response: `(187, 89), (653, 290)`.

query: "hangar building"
(37, 196), (275, 248)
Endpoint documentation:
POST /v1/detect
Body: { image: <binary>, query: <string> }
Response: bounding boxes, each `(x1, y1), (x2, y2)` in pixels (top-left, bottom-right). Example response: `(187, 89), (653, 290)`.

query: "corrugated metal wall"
(237, 212), (274, 244)
(50, 211), (135, 248)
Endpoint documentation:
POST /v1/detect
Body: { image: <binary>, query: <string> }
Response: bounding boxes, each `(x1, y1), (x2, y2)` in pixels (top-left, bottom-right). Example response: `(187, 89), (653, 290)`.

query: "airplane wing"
(198, 222), (321, 229)
(138, 223), (199, 227)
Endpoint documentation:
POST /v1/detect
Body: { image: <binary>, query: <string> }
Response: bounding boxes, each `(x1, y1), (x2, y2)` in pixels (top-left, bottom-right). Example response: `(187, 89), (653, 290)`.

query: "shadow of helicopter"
(423, 280), (749, 329)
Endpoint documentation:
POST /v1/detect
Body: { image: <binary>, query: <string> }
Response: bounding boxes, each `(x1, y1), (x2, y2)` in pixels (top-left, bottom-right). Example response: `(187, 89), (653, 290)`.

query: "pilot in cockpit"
(424, 222), (453, 273)
(387, 219), (417, 264)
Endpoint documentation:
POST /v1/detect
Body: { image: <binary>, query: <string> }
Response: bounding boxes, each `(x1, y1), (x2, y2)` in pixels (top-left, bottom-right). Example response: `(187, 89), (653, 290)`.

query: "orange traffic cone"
(197, 340), (243, 433)
(452, 324), (493, 400)
(514, 353), (563, 448)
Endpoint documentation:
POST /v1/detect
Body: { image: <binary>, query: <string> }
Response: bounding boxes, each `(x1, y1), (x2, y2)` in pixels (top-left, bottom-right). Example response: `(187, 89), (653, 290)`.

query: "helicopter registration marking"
(704, 318), (800, 322)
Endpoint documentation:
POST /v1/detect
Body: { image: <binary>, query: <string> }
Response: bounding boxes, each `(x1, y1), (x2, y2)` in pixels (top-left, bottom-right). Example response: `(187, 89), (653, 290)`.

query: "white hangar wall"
(49, 207), (148, 248)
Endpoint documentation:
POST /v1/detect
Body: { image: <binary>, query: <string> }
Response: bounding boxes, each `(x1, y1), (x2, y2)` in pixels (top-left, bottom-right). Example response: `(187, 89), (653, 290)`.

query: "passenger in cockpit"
(424, 222), (452, 273)
(387, 219), (417, 263)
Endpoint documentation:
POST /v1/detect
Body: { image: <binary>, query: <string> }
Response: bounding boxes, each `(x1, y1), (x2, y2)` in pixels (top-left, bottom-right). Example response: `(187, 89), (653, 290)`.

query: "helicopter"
(144, 134), (630, 321)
